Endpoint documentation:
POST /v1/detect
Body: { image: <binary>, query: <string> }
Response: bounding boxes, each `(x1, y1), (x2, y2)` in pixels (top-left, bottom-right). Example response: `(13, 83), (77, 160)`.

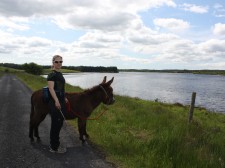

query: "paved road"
(0, 74), (115, 168)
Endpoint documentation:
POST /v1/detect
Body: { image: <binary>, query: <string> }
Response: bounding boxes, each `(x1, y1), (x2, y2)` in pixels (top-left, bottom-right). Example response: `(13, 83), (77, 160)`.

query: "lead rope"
(59, 109), (68, 126)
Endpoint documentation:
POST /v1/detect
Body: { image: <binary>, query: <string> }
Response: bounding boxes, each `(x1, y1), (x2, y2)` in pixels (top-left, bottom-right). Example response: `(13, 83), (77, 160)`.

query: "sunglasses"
(54, 61), (63, 64)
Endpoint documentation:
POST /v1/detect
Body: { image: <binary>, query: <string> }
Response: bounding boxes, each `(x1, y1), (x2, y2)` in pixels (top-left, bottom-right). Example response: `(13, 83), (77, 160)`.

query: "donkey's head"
(99, 76), (115, 105)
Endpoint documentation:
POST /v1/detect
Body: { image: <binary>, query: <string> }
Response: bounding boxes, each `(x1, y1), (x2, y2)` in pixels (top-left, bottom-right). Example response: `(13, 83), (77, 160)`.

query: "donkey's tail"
(30, 93), (35, 119)
(29, 92), (35, 140)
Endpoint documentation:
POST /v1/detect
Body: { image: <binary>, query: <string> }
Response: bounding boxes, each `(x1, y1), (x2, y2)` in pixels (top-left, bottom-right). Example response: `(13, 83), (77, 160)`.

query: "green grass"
(0, 66), (24, 73)
(80, 97), (225, 168)
(2, 70), (225, 168)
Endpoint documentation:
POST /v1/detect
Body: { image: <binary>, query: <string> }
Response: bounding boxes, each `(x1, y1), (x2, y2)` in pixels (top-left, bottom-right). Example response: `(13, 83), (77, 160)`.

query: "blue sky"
(0, 0), (225, 69)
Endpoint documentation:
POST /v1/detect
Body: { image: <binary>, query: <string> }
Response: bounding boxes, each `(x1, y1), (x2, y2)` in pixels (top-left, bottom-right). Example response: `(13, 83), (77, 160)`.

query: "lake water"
(62, 72), (225, 113)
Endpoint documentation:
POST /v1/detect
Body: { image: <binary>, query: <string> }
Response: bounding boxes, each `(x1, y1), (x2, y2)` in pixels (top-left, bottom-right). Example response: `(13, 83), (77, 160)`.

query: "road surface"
(0, 74), (115, 168)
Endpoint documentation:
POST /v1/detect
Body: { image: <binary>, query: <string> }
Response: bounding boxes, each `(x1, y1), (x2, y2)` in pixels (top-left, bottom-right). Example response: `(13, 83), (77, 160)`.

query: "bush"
(4, 69), (9, 73)
(22, 62), (43, 75)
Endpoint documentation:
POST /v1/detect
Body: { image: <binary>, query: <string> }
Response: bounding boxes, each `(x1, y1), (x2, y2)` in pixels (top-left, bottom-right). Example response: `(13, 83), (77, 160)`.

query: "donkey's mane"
(83, 85), (100, 94)
(66, 85), (100, 96)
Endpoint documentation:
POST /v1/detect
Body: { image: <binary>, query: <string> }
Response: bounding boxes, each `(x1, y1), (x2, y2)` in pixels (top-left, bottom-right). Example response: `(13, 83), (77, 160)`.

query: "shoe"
(49, 146), (67, 153)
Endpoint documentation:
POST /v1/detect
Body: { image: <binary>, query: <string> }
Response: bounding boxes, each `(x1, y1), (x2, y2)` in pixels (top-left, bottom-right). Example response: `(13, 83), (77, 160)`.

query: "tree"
(22, 62), (43, 75)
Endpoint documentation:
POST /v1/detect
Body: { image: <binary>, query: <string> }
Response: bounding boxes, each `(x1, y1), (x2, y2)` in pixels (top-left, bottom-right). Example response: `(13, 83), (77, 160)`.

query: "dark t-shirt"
(47, 70), (65, 93)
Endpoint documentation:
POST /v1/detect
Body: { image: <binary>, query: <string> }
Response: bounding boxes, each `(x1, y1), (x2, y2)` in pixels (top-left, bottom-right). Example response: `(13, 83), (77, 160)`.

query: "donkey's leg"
(33, 118), (40, 140)
(34, 126), (40, 141)
(29, 122), (34, 142)
(29, 122), (40, 142)
(83, 121), (89, 139)
(34, 115), (47, 141)
(78, 118), (86, 143)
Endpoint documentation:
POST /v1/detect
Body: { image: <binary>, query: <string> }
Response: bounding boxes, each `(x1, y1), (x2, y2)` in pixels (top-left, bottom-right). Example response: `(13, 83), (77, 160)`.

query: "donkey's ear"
(101, 76), (107, 84)
(106, 77), (114, 86)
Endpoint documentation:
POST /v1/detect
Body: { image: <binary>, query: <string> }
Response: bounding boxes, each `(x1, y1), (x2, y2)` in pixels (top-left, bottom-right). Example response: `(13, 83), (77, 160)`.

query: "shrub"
(22, 62), (43, 75)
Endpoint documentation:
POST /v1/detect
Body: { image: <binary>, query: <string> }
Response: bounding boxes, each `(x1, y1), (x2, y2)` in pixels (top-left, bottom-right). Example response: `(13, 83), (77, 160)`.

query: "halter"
(99, 85), (113, 105)
(99, 85), (109, 98)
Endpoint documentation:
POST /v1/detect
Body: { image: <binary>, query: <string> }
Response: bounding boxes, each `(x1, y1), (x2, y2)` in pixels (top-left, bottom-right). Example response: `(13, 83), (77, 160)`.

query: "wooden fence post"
(188, 92), (196, 123)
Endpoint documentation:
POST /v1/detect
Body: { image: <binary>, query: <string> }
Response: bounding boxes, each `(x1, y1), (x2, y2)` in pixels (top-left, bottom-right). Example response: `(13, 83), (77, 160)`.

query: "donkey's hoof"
(85, 134), (90, 139)
(82, 140), (88, 146)
(80, 138), (86, 145)
(37, 137), (41, 143)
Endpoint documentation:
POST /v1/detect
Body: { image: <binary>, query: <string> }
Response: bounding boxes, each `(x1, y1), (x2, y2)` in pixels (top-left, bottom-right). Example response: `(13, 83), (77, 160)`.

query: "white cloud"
(214, 3), (223, 9)
(120, 55), (152, 64)
(153, 18), (190, 32)
(128, 30), (179, 46)
(0, 16), (29, 32)
(0, 0), (75, 17)
(213, 3), (225, 18)
(79, 32), (122, 46)
(181, 3), (208, 14)
(0, 0), (177, 17)
(198, 39), (225, 54)
(198, 62), (225, 69)
(53, 10), (135, 31)
(124, 25), (225, 64)
(0, 0), (176, 32)
(109, 0), (177, 13)
(213, 23), (225, 36)
(0, 30), (55, 57)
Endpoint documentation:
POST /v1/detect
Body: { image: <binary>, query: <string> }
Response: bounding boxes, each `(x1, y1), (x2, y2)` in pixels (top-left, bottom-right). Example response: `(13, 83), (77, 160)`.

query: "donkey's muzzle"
(109, 97), (115, 105)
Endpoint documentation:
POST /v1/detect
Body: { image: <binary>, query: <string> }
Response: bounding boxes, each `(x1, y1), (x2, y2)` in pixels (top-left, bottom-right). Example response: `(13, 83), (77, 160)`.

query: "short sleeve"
(47, 72), (56, 81)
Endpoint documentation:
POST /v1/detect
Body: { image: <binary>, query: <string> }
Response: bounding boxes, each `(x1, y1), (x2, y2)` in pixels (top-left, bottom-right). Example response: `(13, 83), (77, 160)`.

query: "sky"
(0, 0), (225, 70)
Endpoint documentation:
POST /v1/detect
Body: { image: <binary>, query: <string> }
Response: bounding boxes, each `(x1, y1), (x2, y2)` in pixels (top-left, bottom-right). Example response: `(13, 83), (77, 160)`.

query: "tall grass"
(81, 96), (225, 168)
(5, 71), (225, 168)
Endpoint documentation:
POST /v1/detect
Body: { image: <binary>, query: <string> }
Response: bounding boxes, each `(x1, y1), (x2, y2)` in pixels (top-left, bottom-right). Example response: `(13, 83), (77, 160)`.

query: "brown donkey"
(29, 76), (115, 143)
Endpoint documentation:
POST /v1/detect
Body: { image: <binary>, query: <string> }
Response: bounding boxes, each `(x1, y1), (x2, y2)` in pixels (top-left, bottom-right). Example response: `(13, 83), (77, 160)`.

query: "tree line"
(0, 63), (118, 75)
(65, 66), (118, 73)
(120, 69), (225, 75)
